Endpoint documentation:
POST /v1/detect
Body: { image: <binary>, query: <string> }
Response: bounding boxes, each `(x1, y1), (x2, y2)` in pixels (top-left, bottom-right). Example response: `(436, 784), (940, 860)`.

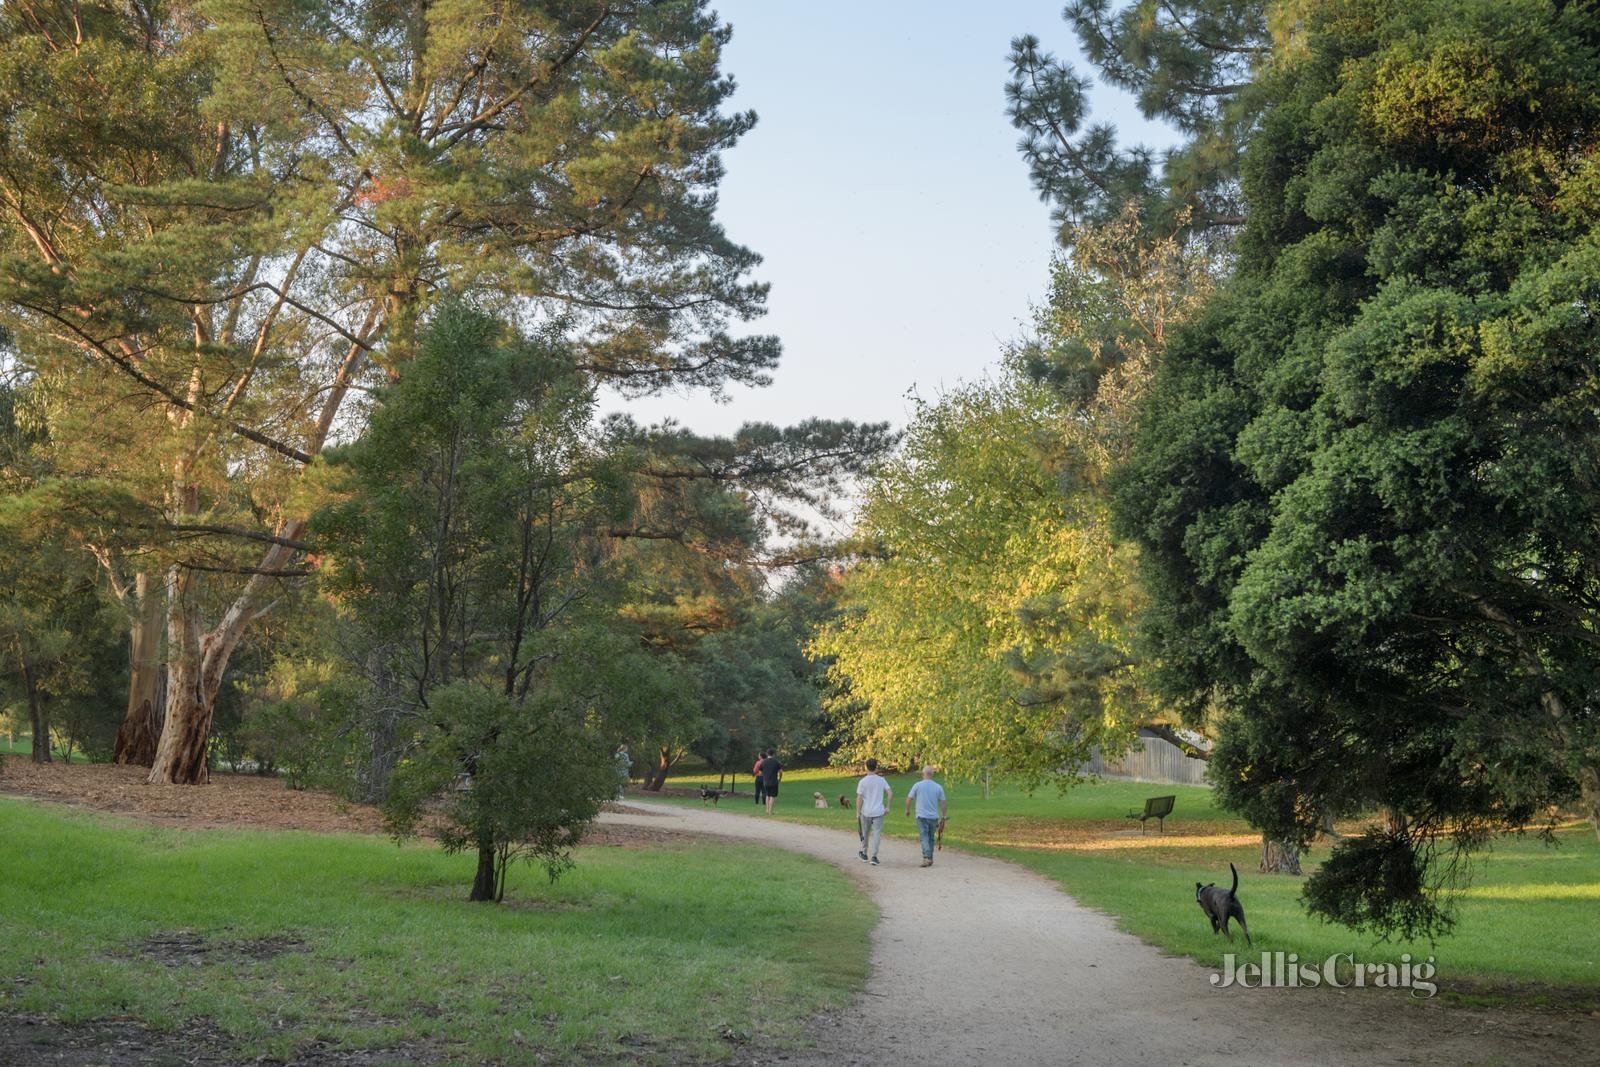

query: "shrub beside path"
(604, 801), (1599, 1066)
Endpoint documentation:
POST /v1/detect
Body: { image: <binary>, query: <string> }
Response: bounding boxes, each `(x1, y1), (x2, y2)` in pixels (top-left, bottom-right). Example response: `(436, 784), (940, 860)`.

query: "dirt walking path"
(604, 801), (1598, 1066)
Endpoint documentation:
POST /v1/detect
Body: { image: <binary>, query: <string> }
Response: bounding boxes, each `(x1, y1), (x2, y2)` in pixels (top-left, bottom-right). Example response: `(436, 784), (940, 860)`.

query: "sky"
(604, 1), (1180, 438)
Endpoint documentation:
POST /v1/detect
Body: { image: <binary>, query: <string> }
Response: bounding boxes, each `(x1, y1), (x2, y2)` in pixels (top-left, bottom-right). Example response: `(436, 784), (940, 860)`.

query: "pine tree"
(1006, 0), (1285, 239)
(0, 1), (779, 783)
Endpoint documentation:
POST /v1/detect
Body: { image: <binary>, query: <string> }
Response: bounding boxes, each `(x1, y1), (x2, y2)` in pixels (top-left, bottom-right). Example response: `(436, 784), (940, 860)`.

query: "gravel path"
(603, 801), (1599, 1066)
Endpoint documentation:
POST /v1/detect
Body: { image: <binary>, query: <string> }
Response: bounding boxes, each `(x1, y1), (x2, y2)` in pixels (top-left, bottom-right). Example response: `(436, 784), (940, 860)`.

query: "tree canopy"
(1115, 0), (1600, 937)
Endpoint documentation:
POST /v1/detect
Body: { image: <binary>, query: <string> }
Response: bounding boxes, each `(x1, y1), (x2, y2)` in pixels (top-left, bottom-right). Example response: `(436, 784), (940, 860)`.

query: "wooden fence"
(1083, 733), (1210, 786)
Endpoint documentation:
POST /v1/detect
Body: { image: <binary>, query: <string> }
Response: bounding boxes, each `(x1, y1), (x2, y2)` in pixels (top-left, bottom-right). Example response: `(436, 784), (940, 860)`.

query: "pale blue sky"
(607, 1), (1178, 437)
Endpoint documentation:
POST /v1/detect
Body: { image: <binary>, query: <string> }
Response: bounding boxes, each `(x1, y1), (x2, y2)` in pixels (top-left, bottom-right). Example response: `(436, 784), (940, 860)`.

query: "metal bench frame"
(1127, 794), (1176, 834)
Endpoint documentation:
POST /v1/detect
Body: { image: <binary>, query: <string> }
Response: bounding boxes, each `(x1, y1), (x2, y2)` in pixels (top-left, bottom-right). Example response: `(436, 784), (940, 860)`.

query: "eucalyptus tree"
(0, 1), (778, 782)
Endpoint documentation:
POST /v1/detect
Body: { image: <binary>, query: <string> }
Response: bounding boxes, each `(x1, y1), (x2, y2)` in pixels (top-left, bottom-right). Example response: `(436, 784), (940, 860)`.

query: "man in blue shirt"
(904, 765), (948, 867)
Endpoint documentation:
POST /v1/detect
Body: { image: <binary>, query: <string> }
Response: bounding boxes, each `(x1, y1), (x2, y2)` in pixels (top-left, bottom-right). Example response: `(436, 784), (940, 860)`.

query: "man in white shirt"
(855, 759), (892, 866)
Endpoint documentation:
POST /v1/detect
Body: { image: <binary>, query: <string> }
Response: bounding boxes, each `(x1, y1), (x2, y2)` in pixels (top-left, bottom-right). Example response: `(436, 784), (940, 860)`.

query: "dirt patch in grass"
(0, 757), (710, 852)
(582, 819), (698, 848)
(0, 1012), (448, 1066)
(127, 929), (308, 967)
(0, 755), (387, 834)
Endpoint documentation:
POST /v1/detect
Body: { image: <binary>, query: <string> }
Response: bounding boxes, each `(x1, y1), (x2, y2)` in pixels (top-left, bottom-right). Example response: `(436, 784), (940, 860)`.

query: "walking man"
(758, 749), (782, 814)
(855, 758), (892, 866)
(905, 765), (948, 867)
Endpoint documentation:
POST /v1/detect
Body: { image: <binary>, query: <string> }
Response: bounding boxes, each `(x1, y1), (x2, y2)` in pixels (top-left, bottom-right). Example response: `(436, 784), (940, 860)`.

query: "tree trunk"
(144, 306), (365, 785)
(149, 520), (307, 786)
(149, 563), (212, 785)
(1259, 834), (1302, 875)
(362, 706), (401, 803)
(1317, 809), (1341, 841)
(19, 645), (49, 764)
(644, 745), (674, 791)
(115, 574), (164, 766)
(149, 655), (213, 784)
(469, 842), (498, 902)
(1577, 765), (1600, 845)
(1473, 601), (1600, 843)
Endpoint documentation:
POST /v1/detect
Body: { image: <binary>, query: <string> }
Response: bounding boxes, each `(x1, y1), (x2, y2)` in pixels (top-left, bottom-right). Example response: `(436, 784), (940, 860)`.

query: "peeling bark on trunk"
(115, 574), (164, 766)
(1259, 834), (1302, 875)
(148, 519), (308, 785)
(644, 745), (674, 791)
(146, 312), (370, 786)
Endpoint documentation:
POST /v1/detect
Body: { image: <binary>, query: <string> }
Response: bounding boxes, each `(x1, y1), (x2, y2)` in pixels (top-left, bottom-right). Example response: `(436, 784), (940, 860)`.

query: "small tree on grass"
(383, 680), (630, 903)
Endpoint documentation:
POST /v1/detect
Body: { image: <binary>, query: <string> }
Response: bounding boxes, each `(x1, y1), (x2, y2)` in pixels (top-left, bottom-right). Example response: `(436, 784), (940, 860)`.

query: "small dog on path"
(813, 791), (829, 809)
(1196, 862), (1251, 945)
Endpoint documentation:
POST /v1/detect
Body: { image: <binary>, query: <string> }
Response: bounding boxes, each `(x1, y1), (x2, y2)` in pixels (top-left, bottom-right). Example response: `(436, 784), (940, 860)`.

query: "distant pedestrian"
(855, 759), (892, 866)
(758, 749), (783, 814)
(613, 744), (631, 800)
(753, 752), (766, 806)
(905, 765), (948, 867)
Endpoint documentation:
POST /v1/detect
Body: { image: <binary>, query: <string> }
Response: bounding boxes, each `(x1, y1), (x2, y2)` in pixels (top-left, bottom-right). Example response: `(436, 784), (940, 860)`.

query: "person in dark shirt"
(757, 749), (782, 814)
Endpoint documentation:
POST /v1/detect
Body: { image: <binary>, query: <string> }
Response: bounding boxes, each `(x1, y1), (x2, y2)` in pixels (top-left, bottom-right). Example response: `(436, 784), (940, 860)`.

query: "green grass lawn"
(0, 733), (89, 762)
(0, 796), (874, 1064)
(653, 767), (1600, 1001)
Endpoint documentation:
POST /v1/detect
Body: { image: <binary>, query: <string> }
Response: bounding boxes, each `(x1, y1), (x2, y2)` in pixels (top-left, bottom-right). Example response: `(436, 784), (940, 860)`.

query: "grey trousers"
(859, 813), (885, 858)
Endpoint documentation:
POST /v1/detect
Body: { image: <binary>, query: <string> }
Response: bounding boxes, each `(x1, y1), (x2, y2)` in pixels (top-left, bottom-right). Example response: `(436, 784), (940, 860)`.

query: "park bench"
(1127, 794), (1176, 834)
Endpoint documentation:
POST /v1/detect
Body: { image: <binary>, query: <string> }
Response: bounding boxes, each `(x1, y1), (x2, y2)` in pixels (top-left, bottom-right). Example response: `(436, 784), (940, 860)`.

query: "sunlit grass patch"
(0, 796), (874, 1063)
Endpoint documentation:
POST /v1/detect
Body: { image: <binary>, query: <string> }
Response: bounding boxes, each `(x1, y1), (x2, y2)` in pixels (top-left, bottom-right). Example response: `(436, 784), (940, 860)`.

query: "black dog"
(1196, 862), (1251, 945)
(838, 794), (853, 810)
(700, 788), (722, 805)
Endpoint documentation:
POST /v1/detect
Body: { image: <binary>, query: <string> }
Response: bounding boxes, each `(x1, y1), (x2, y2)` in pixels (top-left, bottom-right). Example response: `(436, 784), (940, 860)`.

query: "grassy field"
(0, 796), (874, 1064)
(654, 767), (1600, 1001)
(0, 733), (88, 762)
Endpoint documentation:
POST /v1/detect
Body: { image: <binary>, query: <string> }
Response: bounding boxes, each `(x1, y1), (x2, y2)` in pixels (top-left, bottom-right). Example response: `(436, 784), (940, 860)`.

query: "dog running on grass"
(1195, 862), (1251, 946)
(812, 791), (829, 809)
(699, 787), (722, 805)
(838, 794), (854, 810)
